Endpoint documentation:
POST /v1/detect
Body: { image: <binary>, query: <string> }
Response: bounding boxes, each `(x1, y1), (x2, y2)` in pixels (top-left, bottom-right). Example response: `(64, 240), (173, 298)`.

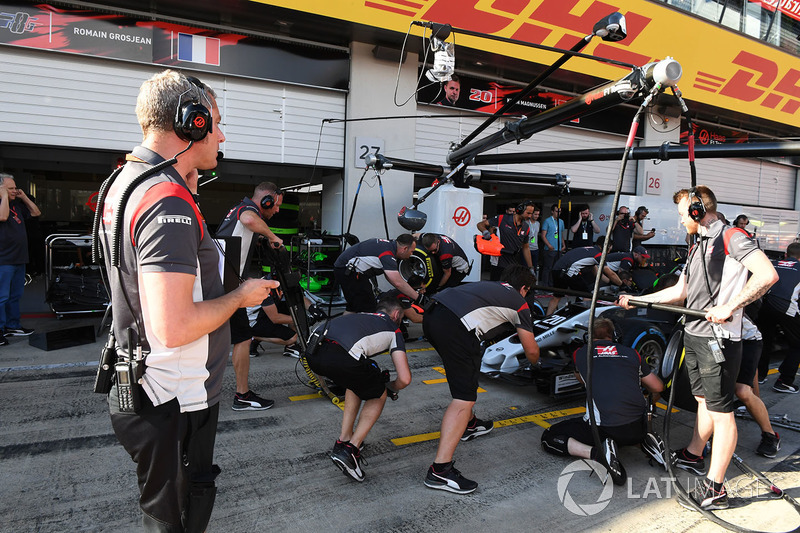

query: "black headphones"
(516, 200), (533, 215)
(173, 75), (212, 142)
(260, 189), (283, 210)
(687, 187), (706, 222)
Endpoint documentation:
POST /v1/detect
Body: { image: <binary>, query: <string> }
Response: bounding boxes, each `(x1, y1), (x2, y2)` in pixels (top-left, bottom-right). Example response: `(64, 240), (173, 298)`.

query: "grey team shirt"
(432, 281), (533, 340)
(101, 146), (228, 413)
(215, 196), (261, 277)
(683, 220), (759, 340)
(323, 312), (405, 361)
(334, 238), (399, 276)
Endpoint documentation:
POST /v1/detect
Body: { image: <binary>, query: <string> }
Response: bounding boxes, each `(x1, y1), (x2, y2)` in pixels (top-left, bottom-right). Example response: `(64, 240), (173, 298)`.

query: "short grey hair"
(0, 173), (13, 186)
(135, 69), (216, 137)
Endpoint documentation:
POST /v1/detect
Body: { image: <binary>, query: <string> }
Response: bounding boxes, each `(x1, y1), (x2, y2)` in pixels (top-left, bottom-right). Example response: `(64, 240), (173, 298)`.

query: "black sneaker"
(597, 438), (627, 486)
(4, 326), (34, 336)
(0, 336), (7, 346)
(249, 339), (261, 357)
(283, 343), (301, 358)
(330, 441), (366, 482)
(756, 431), (781, 458)
(232, 390), (275, 411)
(673, 448), (706, 476)
(773, 380), (799, 394)
(679, 480), (729, 511)
(424, 462), (478, 494)
(461, 416), (494, 442)
(758, 376), (768, 385)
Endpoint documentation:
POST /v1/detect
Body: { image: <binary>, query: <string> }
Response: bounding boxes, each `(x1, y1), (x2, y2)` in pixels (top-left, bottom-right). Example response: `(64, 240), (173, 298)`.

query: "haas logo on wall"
(452, 206), (471, 226)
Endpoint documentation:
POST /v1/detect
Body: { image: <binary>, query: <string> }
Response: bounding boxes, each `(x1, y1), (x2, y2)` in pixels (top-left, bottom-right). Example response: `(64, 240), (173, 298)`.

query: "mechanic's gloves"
(414, 292), (430, 309)
(382, 370), (398, 400)
(481, 230), (493, 240)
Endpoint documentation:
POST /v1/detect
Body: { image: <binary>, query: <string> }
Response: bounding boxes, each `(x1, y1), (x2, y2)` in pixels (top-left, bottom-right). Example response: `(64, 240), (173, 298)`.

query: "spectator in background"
(540, 204), (565, 286)
(0, 173), (40, 342)
(527, 205), (541, 279)
(633, 206), (656, 245)
(611, 206), (635, 252)
(569, 205), (600, 249)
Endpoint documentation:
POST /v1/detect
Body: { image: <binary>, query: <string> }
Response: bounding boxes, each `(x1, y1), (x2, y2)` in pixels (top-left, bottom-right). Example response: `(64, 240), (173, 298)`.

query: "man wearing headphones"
(217, 182), (284, 412)
(334, 235), (422, 313)
(568, 205), (600, 249)
(420, 232), (470, 289)
(619, 185), (777, 511)
(99, 70), (276, 532)
(476, 200), (535, 281)
(541, 317), (663, 485)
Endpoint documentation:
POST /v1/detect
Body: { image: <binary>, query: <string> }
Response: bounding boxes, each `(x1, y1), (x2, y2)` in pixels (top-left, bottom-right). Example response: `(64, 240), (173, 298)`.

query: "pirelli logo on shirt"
(157, 214), (193, 225)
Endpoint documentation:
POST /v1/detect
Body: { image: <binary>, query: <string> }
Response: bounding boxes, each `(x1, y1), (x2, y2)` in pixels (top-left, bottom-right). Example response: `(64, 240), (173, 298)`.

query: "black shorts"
(736, 339), (761, 386)
(547, 415), (647, 447)
(252, 312), (295, 342)
(306, 342), (386, 400)
(552, 269), (591, 297)
(334, 267), (377, 313)
(684, 333), (742, 413)
(230, 308), (252, 344)
(422, 303), (482, 402)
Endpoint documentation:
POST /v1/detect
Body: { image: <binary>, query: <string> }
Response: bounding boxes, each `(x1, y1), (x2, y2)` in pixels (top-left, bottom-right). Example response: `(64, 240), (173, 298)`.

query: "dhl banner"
(255, 0), (800, 129)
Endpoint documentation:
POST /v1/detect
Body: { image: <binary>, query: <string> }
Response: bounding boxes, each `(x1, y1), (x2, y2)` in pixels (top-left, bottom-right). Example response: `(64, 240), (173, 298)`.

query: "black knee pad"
(541, 428), (570, 456)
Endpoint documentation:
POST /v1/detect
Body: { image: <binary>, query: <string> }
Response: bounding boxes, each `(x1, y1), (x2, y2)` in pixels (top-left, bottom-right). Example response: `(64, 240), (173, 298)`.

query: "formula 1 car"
(480, 294), (675, 398)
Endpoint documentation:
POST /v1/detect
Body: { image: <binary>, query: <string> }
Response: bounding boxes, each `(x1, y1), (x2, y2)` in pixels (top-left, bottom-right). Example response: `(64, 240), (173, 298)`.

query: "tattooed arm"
(705, 250), (778, 323)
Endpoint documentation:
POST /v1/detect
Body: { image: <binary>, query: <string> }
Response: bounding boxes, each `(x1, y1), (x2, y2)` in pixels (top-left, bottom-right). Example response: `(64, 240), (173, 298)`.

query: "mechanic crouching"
(541, 318), (664, 485)
(305, 298), (411, 483)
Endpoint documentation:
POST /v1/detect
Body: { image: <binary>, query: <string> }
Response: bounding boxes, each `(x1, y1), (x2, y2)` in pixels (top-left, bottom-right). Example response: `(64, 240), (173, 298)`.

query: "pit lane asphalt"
(3, 316), (800, 533)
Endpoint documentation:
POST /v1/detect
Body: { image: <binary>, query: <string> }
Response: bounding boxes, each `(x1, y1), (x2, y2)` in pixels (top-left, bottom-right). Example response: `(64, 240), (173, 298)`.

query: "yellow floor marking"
(656, 402), (680, 413)
(391, 406), (586, 446)
(408, 347), (436, 353)
(423, 378), (448, 384)
(432, 366), (446, 375)
(289, 393), (321, 401)
(768, 368), (778, 375)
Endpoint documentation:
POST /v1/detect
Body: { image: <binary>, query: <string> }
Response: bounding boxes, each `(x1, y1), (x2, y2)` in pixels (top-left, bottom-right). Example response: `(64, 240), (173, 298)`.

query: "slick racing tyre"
(621, 320), (667, 373)
(657, 327), (696, 412)
(398, 247), (442, 291)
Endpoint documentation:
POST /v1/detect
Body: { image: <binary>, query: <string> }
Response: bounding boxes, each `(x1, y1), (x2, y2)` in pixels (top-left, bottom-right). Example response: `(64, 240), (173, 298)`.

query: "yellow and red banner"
(254, 0), (800, 129)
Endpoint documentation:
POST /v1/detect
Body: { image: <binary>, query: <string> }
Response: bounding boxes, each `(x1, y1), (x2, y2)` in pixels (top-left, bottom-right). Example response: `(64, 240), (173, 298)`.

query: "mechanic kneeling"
(541, 317), (663, 485)
(305, 297), (411, 483)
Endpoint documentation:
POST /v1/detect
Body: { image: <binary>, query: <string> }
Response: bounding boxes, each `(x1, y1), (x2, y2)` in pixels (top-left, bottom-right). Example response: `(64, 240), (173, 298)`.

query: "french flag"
(177, 33), (220, 66)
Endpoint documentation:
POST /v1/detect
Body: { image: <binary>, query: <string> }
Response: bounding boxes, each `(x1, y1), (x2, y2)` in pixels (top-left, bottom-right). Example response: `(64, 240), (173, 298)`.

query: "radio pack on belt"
(305, 319), (331, 359)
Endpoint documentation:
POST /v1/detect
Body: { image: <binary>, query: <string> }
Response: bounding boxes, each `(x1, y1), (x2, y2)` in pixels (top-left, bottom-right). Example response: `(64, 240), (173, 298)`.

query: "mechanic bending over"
(420, 232), (471, 289)
(619, 185), (777, 511)
(422, 264), (539, 495)
(333, 234), (423, 313)
(305, 297), (411, 483)
(546, 243), (625, 316)
(541, 317), (663, 485)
